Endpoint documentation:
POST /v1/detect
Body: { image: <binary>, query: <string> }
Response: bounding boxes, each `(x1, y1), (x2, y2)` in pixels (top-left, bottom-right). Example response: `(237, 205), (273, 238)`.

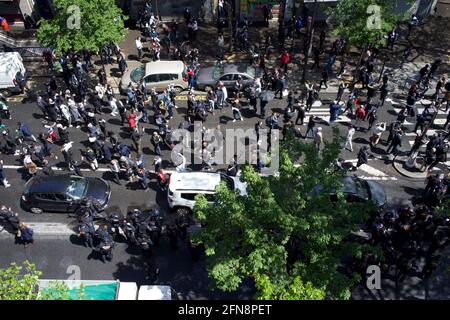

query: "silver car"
(119, 60), (189, 94)
(196, 63), (263, 92)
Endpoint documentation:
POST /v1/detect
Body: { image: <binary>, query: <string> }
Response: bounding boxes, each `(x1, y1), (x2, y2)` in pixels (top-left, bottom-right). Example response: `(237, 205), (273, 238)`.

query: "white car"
(167, 171), (247, 215)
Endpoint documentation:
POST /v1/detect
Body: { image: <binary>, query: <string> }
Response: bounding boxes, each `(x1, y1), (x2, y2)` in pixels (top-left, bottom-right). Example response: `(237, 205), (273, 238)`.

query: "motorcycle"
(107, 211), (126, 241)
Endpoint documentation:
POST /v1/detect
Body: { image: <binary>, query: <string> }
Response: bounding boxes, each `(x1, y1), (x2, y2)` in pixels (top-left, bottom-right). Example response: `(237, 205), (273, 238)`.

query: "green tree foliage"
(0, 261), (85, 300)
(37, 0), (127, 55)
(327, 0), (412, 48)
(193, 129), (381, 299)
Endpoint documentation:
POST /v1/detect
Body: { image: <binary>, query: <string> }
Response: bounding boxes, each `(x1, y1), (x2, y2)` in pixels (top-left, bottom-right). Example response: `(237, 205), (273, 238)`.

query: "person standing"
(295, 103), (306, 125)
(344, 124), (355, 152)
(336, 82), (347, 102)
(217, 33), (224, 62)
(135, 37), (143, 60)
(314, 127), (323, 151)
(17, 223), (34, 248)
(108, 159), (121, 185)
(0, 160), (11, 188)
(280, 51), (290, 74)
(232, 99), (243, 122)
(151, 132), (162, 156)
(379, 83), (389, 107)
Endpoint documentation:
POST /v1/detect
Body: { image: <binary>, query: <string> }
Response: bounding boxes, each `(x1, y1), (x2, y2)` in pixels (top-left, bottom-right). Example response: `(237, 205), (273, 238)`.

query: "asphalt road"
(0, 83), (440, 301)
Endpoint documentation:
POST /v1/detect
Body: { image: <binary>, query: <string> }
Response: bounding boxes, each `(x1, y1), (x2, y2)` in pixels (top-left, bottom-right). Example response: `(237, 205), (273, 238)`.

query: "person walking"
(344, 124), (355, 152)
(386, 129), (403, 154)
(304, 116), (316, 139)
(355, 105), (366, 131)
(370, 122), (386, 147)
(319, 68), (328, 90)
(0, 160), (11, 188)
(81, 147), (99, 171)
(274, 75), (286, 99)
(118, 55), (128, 76)
(355, 146), (370, 170)
(379, 83), (389, 107)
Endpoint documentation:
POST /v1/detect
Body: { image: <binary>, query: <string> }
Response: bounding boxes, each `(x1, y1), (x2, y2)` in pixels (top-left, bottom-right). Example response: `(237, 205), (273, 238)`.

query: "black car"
(21, 174), (111, 214)
(313, 176), (387, 208)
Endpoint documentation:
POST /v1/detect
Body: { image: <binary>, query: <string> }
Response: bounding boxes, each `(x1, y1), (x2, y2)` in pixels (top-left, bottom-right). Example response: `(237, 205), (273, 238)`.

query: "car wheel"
(204, 85), (213, 92)
(175, 207), (191, 216)
(1, 89), (12, 98)
(173, 86), (183, 94)
(30, 207), (43, 214)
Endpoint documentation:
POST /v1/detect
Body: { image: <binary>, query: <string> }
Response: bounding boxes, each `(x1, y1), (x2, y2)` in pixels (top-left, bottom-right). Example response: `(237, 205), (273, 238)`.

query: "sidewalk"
(393, 155), (450, 179)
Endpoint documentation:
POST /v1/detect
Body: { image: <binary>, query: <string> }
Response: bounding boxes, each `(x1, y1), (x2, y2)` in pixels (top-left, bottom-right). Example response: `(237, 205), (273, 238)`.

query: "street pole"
(301, 0), (317, 84)
(225, 1), (233, 54)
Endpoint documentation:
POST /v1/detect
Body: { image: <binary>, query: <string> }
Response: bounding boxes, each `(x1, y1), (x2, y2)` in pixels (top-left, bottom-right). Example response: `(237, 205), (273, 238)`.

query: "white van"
(167, 171), (247, 215)
(0, 52), (27, 96)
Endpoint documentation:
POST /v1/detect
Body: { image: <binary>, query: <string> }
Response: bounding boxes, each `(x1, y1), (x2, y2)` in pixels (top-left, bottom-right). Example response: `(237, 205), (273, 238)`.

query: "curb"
(392, 155), (429, 179)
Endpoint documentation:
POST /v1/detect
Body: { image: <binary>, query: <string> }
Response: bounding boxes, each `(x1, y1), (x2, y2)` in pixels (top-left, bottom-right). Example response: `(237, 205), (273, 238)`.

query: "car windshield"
(213, 65), (224, 80)
(355, 179), (370, 201)
(246, 66), (256, 78)
(66, 177), (87, 200)
(220, 174), (234, 190)
(130, 64), (145, 83)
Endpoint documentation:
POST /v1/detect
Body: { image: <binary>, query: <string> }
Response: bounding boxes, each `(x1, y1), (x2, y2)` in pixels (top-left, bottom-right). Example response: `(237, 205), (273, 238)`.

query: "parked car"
(196, 63), (263, 92)
(21, 174), (111, 214)
(0, 52), (27, 97)
(167, 171), (247, 215)
(119, 60), (188, 94)
(314, 176), (387, 208)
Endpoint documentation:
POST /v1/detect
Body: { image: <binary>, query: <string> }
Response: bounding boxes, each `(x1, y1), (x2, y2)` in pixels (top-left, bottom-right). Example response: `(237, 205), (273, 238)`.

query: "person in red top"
(355, 105), (366, 131)
(280, 50), (290, 73)
(0, 17), (10, 31)
(128, 112), (137, 129)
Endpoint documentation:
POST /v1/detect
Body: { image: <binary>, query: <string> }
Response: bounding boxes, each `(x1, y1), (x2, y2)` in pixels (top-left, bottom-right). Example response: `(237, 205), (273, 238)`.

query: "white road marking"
(0, 222), (75, 237)
(2, 165), (111, 172)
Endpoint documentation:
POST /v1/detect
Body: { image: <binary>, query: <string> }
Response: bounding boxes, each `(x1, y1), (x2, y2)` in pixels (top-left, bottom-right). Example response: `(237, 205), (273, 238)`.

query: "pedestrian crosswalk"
(305, 100), (352, 124)
(391, 101), (450, 170)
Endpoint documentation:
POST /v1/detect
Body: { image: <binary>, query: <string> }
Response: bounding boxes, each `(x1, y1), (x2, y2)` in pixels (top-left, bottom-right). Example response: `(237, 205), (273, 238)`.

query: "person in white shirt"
(344, 124), (355, 152)
(109, 97), (118, 116)
(370, 122), (386, 146)
(314, 127), (323, 151)
(95, 83), (105, 100)
(135, 37), (143, 60)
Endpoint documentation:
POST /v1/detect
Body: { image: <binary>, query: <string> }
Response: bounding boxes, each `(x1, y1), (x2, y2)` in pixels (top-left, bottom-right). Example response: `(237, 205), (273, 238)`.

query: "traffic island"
(392, 155), (430, 179)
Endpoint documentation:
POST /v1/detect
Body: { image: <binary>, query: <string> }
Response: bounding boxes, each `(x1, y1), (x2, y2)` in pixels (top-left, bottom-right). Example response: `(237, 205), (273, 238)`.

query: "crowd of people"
(0, 2), (449, 288)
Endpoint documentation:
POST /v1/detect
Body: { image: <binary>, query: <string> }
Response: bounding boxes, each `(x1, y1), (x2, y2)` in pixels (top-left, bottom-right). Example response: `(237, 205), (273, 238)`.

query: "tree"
(36, 0), (128, 55)
(326, 0), (412, 48)
(0, 261), (84, 300)
(193, 129), (381, 299)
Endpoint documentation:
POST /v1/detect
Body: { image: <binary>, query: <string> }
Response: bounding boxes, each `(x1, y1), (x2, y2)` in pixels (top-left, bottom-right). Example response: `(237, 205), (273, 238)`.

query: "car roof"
(145, 60), (185, 76)
(169, 172), (222, 192)
(26, 174), (84, 194)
